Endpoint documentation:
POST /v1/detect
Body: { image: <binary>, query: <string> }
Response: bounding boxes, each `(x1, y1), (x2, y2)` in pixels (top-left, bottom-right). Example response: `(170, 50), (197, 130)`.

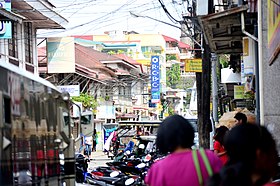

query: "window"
(8, 23), (18, 58)
(24, 22), (33, 64)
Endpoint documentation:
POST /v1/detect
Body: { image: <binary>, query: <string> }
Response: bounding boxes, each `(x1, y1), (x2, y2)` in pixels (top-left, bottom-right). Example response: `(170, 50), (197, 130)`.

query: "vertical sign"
(151, 56), (160, 103)
(0, 0), (12, 39)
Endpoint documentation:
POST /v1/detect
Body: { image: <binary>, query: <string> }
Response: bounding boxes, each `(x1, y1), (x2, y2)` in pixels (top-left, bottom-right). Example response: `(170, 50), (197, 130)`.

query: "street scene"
(0, 0), (280, 185)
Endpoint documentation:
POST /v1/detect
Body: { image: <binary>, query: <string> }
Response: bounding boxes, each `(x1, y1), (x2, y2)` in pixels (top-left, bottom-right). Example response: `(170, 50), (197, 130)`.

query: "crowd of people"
(145, 113), (279, 186)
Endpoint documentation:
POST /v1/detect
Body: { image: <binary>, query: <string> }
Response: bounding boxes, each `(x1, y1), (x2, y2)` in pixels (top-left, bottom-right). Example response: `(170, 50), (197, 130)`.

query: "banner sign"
(151, 56), (160, 103)
(151, 92), (160, 103)
(0, 0), (12, 39)
(185, 59), (202, 72)
(267, 0), (280, 64)
(57, 85), (80, 96)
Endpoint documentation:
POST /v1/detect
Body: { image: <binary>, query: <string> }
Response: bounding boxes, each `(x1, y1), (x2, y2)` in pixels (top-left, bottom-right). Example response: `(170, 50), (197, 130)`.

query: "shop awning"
(198, 6), (249, 54)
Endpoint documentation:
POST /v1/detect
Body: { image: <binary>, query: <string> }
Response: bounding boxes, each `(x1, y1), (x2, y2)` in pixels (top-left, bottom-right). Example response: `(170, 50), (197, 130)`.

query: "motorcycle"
(75, 153), (90, 183)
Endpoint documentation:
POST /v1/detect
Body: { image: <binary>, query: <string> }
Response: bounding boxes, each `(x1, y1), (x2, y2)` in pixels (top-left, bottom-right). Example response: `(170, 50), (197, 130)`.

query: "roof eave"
(23, 0), (68, 29)
(0, 8), (25, 24)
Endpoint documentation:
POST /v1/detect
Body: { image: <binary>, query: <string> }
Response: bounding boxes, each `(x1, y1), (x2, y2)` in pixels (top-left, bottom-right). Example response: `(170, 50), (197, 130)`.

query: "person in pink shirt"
(145, 115), (223, 186)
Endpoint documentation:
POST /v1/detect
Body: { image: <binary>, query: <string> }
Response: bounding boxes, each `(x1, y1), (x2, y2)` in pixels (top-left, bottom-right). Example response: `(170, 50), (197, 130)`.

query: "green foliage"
(117, 50), (125, 54)
(107, 51), (116, 55)
(71, 93), (98, 110)
(166, 54), (177, 61)
(244, 91), (255, 100)
(176, 76), (195, 90)
(107, 50), (125, 55)
(168, 106), (174, 116)
(166, 64), (181, 88)
(219, 54), (229, 68)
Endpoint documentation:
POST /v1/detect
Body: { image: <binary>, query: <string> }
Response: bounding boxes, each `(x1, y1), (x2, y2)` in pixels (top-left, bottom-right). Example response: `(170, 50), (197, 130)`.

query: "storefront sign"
(57, 85), (80, 96)
(234, 85), (244, 99)
(267, 0), (280, 64)
(151, 56), (160, 103)
(185, 59), (202, 72)
(0, 0), (12, 39)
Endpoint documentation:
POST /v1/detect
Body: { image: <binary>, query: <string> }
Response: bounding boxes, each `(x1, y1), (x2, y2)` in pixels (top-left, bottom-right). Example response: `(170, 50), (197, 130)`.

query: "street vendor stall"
(217, 108), (256, 129)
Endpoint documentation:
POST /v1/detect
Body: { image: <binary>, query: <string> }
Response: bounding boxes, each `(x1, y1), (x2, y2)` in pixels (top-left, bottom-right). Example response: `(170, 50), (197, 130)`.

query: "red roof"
(75, 44), (117, 77)
(114, 54), (141, 65)
(115, 69), (130, 75)
(178, 41), (191, 49)
(162, 35), (191, 49)
(162, 35), (177, 42)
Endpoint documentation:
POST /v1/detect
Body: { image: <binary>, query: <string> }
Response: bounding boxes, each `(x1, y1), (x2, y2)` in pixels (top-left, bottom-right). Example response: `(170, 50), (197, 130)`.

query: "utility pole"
(212, 53), (219, 123)
(195, 0), (214, 148)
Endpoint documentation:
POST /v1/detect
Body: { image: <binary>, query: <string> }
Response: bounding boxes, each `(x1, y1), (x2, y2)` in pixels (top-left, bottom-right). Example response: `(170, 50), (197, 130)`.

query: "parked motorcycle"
(75, 153), (90, 183)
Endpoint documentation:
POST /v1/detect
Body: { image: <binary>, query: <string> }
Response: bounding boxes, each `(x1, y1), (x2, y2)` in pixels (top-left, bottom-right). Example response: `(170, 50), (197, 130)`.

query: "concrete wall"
(261, 0), (280, 151)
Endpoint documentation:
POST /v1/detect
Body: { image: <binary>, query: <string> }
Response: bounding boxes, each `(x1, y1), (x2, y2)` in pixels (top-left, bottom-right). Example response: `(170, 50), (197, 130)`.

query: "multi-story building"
(0, 0), (67, 74)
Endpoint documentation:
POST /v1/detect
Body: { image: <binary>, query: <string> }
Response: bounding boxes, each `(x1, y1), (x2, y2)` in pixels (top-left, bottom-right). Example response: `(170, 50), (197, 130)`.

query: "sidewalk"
(90, 151), (111, 161)
(88, 151), (112, 171)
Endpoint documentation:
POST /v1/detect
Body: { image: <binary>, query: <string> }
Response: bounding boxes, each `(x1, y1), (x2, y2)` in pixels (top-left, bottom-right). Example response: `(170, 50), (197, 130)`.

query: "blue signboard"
(0, 0), (12, 39)
(151, 56), (160, 92)
(151, 56), (160, 103)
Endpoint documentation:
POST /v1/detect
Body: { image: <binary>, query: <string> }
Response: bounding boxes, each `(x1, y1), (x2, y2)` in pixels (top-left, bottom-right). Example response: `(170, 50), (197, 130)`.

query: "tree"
(166, 64), (181, 88)
(71, 93), (98, 111)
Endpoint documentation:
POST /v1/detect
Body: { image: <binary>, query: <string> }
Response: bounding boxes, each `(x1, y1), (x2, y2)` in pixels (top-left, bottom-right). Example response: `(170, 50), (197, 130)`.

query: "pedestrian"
(208, 124), (278, 186)
(145, 115), (223, 186)
(234, 112), (247, 125)
(92, 129), (97, 152)
(213, 126), (229, 165)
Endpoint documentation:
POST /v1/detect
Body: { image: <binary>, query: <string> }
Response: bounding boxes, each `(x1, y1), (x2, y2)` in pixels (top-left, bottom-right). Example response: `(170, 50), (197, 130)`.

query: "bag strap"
(199, 148), (213, 176)
(192, 150), (203, 185)
(192, 149), (214, 186)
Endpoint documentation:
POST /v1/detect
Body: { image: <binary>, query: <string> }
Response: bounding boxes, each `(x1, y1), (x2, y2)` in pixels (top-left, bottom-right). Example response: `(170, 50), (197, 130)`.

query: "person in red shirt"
(213, 126), (229, 165)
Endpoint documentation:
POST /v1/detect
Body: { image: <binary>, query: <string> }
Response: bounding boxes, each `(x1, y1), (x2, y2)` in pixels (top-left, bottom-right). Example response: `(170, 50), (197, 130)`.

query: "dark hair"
(213, 126), (229, 146)
(156, 115), (194, 154)
(234, 112), (247, 124)
(208, 124), (278, 186)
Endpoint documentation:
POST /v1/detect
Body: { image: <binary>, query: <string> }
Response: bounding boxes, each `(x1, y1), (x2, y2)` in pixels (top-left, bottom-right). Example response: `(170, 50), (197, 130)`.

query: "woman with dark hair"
(145, 115), (223, 186)
(213, 126), (229, 165)
(208, 124), (278, 186)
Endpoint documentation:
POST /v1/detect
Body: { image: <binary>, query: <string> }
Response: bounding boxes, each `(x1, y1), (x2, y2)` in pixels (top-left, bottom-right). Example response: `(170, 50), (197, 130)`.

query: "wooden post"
(197, 0), (214, 148)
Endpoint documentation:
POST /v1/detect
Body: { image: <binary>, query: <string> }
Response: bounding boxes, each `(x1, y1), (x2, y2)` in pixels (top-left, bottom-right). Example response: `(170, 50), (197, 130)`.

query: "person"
(84, 136), (93, 158)
(234, 112), (247, 125)
(92, 129), (97, 152)
(213, 126), (229, 165)
(145, 115), (223, 186)
(208, 124), (278, 186)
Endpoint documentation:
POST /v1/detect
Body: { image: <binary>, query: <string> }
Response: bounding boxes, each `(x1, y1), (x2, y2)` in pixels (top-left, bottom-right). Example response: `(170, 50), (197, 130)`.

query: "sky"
(38, 0), (190, 40)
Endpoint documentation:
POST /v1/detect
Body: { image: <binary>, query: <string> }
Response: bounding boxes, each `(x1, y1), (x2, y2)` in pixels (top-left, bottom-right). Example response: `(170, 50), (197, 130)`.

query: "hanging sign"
(185, 59), (202, 72)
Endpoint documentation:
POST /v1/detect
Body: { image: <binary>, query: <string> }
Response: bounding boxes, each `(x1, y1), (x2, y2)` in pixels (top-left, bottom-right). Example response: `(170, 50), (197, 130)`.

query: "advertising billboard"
(0, 0), (12, 39)
(151, 56), (160, 103)
(47, 37), (75, 73)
